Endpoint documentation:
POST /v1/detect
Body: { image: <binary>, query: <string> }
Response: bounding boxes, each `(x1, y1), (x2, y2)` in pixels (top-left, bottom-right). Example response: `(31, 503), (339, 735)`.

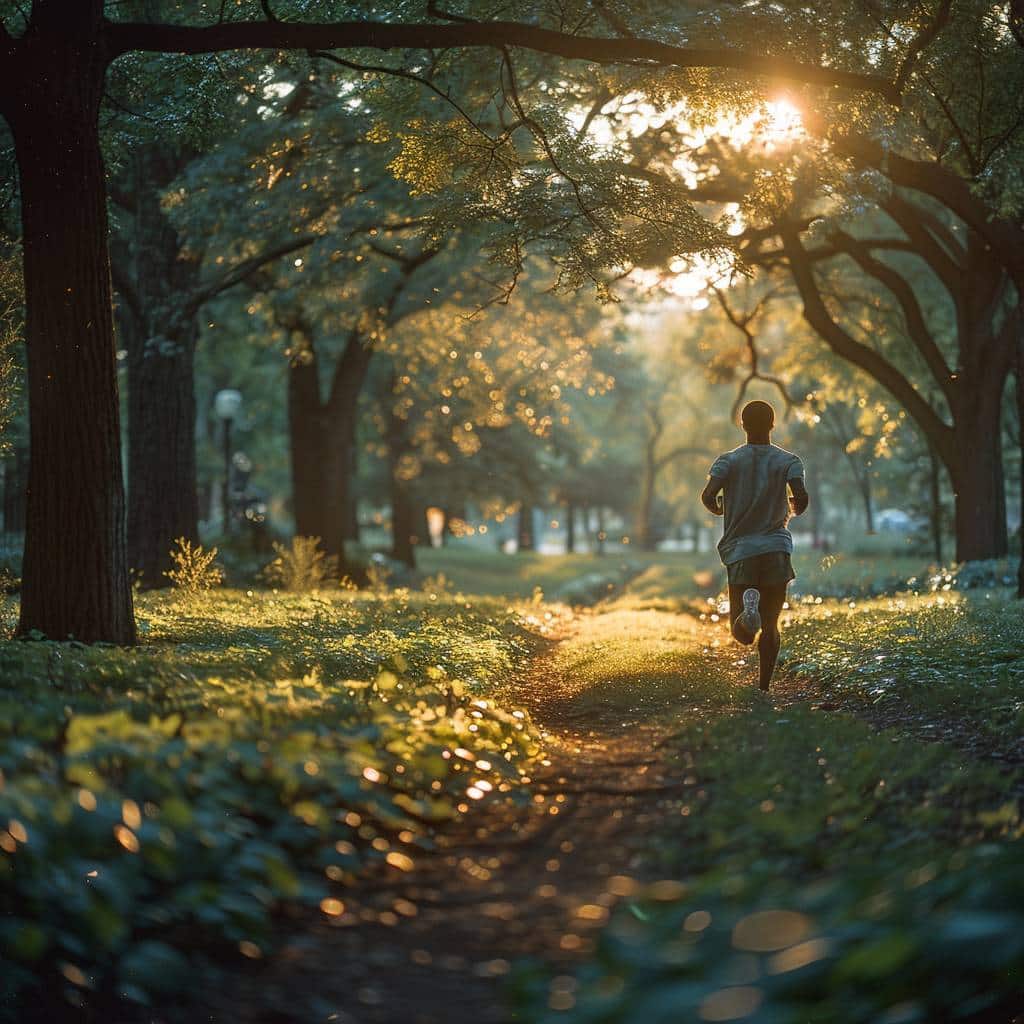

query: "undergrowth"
(0, 589), (547, 1018)
(513, 593), (1024, 1024)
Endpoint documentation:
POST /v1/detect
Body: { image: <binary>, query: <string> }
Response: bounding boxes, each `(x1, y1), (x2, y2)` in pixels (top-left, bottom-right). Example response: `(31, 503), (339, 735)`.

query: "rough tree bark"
(113, 144), (201, 588)
(8, 3), (135, 641)
(780, 225), (1014, 563)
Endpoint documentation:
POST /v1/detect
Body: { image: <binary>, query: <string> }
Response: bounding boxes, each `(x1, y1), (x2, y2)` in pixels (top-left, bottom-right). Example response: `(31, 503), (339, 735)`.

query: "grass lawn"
(512, 587), (1024, 1024)
(417, 544), (951, 607)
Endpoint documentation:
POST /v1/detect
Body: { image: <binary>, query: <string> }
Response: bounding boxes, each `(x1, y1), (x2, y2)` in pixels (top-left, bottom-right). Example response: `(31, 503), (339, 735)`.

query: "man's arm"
(701, 476), (725, 516)
(788, 477), (809, 515)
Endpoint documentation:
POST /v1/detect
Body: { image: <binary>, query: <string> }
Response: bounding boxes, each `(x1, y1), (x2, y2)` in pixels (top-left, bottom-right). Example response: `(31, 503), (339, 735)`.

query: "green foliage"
(164, 537), (224, 593)
(0, 243), (21, 455)
(780, 592), (1024, 745)
(512, 841), (1024, 1024)
(261, 535), (339, 592)
(512, 589), (1024, 1024)
(0, 590), (543, 1016)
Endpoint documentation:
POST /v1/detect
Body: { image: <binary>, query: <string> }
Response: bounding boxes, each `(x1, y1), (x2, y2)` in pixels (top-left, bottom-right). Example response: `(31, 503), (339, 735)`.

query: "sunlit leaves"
(0, 587), (544, 1011)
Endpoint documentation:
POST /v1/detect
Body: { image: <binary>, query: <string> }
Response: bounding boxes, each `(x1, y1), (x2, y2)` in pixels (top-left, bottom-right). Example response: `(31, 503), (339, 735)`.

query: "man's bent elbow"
(701, 491), (723, 516)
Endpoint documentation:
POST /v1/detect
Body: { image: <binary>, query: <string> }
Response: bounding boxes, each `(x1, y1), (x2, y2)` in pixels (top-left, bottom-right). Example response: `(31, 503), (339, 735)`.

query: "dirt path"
(198, 600), (1022, 1023)
(216, 610), (701, 1024)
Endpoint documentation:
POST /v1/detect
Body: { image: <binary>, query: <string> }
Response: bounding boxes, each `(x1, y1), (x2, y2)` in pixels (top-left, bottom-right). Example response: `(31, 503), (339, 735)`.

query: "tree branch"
(780, 225), (953, 464)
(894, 0), (952, 95)
(308, 48), (494, 143)
(829, 228), (954, 398)
(833, 131), (1024, 288)
(109, 256), (144, 328)
(102, 18), (900, 102)
(654, 445), (706, 471)
(711, 285), (794, 418)
(187, 233), (320, 314)
(880, 193), (962, 298)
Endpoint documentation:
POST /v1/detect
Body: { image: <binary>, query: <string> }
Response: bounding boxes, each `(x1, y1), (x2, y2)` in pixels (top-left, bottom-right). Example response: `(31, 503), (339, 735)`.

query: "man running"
(700, 400), (809, 691)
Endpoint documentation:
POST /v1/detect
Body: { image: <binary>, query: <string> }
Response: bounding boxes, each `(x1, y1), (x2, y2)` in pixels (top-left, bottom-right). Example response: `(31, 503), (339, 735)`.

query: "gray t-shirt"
(708, 443), (805, 565)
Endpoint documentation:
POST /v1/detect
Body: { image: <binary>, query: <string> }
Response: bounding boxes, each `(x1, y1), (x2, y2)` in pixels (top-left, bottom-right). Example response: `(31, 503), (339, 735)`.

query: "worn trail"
(216, 608), (728, 1024)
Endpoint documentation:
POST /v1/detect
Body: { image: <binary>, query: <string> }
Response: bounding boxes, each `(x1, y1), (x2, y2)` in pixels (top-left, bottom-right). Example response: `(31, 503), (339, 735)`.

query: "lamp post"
(214, 389), (243, 534)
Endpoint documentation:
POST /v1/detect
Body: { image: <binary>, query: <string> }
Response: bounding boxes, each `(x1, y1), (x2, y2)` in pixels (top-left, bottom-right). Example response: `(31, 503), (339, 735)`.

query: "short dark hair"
(741, 400), (775, 433)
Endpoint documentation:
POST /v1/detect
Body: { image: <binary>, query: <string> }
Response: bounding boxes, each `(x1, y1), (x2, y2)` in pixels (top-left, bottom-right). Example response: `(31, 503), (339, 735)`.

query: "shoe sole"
(738, 587), (761, 636)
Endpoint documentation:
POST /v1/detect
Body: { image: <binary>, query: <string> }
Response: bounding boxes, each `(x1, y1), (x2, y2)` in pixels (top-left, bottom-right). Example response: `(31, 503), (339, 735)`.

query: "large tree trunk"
(951, 403), (1008, 562)
(807, 466), (823, 548)
(11, 24), (135, 642)
(1016, 342), (1024, 598)
(321, 417), (357, 567)
(124, 318), (199, 586)
(321, 332), (373, 561)
(517, 502), (535, 552)
(116, 145), (201, 587)
(287, 350), (327, 541)
(565, 500), (577, 553)
(637, 447), (657, 551)
(860, 470), (875, 534)
(386, 410), (417, 569)
(928, 440), (944, 565)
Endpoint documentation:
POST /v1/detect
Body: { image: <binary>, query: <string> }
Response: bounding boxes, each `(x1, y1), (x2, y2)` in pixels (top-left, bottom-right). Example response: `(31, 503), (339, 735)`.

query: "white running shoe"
(735, 587), (762, 639)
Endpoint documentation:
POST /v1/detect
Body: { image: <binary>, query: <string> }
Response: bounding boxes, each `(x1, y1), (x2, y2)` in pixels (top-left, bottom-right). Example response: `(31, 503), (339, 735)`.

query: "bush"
(511, 842), (1024, 1024)
(261, 535), (339, 592)
(163, 538), (223, 593)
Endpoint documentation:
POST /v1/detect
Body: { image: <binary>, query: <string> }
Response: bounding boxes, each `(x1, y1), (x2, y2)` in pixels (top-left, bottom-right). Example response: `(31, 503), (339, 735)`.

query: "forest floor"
(212, 589), (1024, 1024)
(3, 562), (1021, 1023)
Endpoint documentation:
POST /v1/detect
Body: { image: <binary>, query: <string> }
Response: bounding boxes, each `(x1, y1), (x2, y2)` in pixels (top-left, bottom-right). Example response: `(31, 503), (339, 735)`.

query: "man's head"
(741, 400), (775, 439)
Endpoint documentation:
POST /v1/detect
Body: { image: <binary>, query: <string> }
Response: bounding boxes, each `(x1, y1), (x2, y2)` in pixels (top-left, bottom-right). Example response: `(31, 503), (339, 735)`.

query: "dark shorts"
(726, 552), (795, 587)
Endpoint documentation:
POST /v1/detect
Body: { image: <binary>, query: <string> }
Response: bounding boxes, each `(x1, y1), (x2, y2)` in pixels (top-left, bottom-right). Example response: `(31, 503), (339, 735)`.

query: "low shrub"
(261, 535), (339, 592)
(0, 591), (544, 1018)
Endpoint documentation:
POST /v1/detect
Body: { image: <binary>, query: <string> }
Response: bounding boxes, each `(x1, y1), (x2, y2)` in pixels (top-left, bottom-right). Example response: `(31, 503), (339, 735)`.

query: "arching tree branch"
(102, 18), (901, 103)
(780, 225), (954, 464)
(186, 233), (320, 315)
(711, 285), (794, 418)
(828, 228), (954, 398)
(834, 132), (1024, 288)
(880, 193), (962, 299)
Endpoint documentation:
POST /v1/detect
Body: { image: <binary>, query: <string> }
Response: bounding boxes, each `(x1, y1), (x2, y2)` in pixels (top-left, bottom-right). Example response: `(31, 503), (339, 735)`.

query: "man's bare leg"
(756, 585), (787, 691)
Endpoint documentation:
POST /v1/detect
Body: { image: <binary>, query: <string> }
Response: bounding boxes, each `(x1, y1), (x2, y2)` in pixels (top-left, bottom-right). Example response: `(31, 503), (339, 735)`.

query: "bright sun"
(761, 98), (805, 144)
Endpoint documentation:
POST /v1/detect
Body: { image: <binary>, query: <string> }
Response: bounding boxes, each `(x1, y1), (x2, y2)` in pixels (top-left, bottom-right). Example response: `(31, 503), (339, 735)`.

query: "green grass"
(0, 589), (546, 1018)
(416, 545), (660, 598)
(3, 551), (1020, 1021)
(512, 588), (1024, 1024)
(778, 593), (1024, 745)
